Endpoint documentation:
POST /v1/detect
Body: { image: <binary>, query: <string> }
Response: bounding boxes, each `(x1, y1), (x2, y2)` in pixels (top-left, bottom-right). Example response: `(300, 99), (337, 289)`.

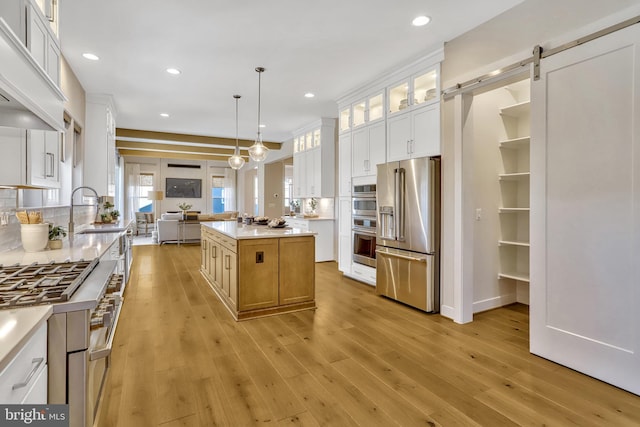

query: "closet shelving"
(498, 82), (530, 284)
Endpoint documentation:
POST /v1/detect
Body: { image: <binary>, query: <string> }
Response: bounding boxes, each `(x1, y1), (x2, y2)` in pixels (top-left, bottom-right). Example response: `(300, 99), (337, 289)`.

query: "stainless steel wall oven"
(352, 184), (377, 267)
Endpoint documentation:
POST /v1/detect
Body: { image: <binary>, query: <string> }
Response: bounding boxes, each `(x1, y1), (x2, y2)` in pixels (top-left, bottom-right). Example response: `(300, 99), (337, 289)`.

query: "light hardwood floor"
(96, 245), (640, 426)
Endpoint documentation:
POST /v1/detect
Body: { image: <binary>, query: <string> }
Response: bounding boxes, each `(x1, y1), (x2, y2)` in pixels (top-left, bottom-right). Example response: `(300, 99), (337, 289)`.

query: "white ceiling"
(59, 0), (524, 143)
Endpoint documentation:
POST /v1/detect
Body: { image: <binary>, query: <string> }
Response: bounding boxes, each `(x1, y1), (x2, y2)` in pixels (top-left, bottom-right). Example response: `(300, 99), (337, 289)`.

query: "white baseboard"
(473, 293), (517, 313)
(440, 304), (455, 320)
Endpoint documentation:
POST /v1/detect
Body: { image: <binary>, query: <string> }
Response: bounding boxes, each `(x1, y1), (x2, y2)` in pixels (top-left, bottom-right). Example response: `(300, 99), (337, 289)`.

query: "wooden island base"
(200, 222), (316, 321)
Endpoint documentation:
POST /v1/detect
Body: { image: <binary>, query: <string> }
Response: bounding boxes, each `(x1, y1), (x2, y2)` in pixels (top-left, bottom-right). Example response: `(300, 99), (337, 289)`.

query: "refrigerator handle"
(396, 167), (405, 242)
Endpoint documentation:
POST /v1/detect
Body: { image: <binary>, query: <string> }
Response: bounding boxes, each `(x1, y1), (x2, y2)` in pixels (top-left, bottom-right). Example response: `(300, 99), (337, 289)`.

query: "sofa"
(156, 211), (238, 244)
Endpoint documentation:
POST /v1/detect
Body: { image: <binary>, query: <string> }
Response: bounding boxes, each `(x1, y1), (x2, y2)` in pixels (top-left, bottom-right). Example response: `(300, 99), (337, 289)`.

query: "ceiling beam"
(115, 140), (248, 156)
(118, 149), (244, 162)
(116, 128), (281, 149)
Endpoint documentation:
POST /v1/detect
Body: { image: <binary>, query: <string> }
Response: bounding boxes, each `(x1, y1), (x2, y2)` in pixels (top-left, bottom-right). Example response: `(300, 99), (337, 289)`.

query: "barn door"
(530, 23), (640, 394)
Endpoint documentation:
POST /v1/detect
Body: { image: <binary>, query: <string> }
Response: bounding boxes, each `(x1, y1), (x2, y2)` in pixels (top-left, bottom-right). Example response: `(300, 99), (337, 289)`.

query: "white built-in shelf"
(499, 172), (530, 181)
(499, 136), (530, 148)
(499, 207), (530, 213)
(498, 240), (530, 247)
(499, 101), (531, 118)
(498, 271), (530, 283)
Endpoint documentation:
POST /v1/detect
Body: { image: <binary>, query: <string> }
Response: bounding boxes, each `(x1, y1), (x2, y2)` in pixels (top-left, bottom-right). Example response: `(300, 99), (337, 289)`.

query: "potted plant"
(178, 202), (192, 219)
(308, 197), (318, 215)
(48, 225), (67, 250)
(101, 200), (115, 223)
(290, 199), (300, 216)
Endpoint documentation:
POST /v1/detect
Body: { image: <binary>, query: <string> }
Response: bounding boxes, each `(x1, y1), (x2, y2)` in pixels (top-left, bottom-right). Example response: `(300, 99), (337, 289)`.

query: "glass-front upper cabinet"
(306, 131), (314, 150)
(413, 69), (438, 106)
(339, 107), (351, 133)
(353, 100), (366, 128)
(368, 93), (384, 122)
(313, 129), (321, 148)
(352, 91), (385, 129)
(388, 66), (439, 115)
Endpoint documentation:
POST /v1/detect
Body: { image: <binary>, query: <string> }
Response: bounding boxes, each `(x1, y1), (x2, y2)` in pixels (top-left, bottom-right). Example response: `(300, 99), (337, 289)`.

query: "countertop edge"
(201, 221), (317, 240)
(0, 305), (52, 373)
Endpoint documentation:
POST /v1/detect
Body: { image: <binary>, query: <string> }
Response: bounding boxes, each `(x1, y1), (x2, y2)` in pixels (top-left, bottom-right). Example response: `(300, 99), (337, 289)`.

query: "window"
(284, 177), (293, 213)
(211, 175), (225, 213)
(134, 173), (154, 212)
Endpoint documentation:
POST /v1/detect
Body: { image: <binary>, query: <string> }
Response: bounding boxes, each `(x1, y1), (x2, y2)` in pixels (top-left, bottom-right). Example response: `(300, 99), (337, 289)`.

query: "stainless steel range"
(0, 260), (99, 308)
(0, 258), (123, 427)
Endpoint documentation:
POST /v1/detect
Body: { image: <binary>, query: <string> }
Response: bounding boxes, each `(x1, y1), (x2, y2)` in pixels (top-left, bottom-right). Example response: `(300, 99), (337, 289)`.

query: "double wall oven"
(352, 184), (377, 267)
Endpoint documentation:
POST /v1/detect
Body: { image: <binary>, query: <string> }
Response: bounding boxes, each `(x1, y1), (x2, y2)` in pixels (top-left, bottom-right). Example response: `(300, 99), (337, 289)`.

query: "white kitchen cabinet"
(0, 127), (60, 188)
(0, 321), (48, 404)
(387, 66), (439, 116)
(85, 95), (117, 197)
(0, 1), (61, 87)
(339, 107), (351, 134)
(337, 197), (352, 274)
(287, 218), (334, 262)
(28, 128), (60, 188)
(292, 118), (336, 199)
(338, 133), (351, 197)
(387, 103), (440, 161)
(352, 121), (385, 177)
(352, 92), (384, 129)
(350, 263), (376, 286)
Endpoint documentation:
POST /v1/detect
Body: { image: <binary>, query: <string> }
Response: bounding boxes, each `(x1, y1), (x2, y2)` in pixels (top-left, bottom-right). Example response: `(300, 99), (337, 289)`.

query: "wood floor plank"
(283, 373), (358, 427)
(332, 357), (438, 426)
(94, 245), (640, 427)
(154, 366), (197, 424)
(285, 340), (400, 426)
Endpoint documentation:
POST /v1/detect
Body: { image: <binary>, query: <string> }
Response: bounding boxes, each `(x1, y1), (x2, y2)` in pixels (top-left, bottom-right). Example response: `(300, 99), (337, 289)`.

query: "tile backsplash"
(0, 189), (95, 252)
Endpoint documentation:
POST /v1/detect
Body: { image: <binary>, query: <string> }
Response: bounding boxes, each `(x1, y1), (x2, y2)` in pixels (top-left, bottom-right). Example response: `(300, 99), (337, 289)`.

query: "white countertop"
(285, 216), (334, 221)
(0, 232), (120, 265)
(202, 221), (317, 240)
(0, 305), (52, 373)
(74, 218), (132, 233)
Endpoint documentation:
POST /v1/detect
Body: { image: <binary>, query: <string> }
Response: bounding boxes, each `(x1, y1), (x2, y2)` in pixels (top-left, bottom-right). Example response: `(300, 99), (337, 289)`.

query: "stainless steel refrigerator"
(376, 156), (440, 312)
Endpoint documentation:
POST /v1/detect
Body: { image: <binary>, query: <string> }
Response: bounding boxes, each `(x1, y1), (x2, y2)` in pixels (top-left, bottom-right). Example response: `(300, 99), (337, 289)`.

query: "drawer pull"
(12, 357), (44, 390)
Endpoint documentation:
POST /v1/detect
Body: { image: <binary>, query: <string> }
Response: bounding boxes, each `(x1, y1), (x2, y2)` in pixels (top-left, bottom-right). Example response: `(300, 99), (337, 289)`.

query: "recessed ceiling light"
(160, 113), (170, 117)
(412, 15), (431, 27)
(166, 68), (181, 75)
(82, 53), (99, 61)
(304, 92), (315, 98)
(259, 124), (266, 128)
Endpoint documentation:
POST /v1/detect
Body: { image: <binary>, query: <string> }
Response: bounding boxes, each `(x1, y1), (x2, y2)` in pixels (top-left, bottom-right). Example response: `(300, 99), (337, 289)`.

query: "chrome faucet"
(69, 186), (99, 233)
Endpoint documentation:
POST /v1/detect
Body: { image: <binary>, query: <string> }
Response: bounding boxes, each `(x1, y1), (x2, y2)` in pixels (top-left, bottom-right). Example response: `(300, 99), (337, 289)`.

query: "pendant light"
(228, 94), (245, 170)
(248, 66), (269, 162)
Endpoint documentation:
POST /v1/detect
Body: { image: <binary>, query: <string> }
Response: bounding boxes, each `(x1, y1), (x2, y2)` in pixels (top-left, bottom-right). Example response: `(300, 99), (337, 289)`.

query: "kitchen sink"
(76, 225), (127, 234)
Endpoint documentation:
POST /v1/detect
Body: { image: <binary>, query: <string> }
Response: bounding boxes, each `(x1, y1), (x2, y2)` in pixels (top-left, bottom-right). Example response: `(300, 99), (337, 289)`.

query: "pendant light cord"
(256, 67), (265, 139)
(234, 95), (240, 153)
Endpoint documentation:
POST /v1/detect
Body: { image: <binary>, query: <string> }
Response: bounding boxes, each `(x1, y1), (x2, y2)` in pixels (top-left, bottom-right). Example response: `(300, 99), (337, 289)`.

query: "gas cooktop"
(0, 259), (99, 309)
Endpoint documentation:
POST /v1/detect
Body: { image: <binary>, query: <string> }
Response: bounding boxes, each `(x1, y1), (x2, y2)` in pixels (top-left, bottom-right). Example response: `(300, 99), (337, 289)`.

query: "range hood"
(0, 18), (65, 132)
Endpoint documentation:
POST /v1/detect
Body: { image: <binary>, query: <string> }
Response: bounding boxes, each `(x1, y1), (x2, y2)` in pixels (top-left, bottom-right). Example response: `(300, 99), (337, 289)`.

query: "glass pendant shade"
(248, 67), (269, 162)
(228, 149), (245, 170)
(228, 94), (245, 170)
(248, 136), (269, 162)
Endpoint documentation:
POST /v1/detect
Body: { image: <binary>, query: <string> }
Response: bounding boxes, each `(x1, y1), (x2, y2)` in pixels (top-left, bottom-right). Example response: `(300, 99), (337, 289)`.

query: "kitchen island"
(201, 221), (316, 320)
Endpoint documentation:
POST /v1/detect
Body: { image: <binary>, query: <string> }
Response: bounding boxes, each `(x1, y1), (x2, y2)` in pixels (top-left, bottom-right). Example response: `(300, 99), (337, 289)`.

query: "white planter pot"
(21, 223), (49, 252)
